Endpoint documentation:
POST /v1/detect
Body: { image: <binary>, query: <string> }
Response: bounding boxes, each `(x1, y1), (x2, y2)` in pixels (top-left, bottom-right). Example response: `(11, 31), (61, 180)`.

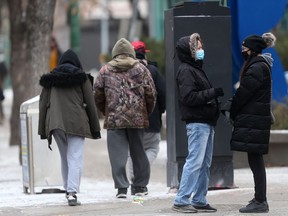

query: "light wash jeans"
(52, 129), (85, 193)
(174, 123), (215, 206)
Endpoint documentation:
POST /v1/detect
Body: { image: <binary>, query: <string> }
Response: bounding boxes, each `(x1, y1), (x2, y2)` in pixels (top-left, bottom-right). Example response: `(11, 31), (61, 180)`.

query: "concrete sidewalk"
(1, 89), (288, 216)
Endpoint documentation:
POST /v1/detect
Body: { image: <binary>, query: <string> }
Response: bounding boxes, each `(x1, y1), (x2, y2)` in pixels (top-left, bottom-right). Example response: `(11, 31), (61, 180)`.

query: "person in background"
(38, 49), (101, 206)
(94, 38), (156, 198)
(126, 41), (166, 195)
(0, 59), (8, 125)
(172, 33), (224, 213)
(227, 32), (276, 213)
(50, 35), (62, 71)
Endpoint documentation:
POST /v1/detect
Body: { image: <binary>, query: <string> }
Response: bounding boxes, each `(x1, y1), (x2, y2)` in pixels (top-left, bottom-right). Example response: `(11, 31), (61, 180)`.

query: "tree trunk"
(8, 0), (28, 147)
(8, 0), (56, 153)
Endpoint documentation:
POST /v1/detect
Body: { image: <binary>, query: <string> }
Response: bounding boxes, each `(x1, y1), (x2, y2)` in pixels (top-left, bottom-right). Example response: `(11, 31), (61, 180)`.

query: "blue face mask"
(196, 49), (205, 60)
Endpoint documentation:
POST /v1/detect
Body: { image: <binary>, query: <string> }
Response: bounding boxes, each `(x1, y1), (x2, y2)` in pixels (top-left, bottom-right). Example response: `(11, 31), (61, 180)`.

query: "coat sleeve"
(150, 66), (166, 114)
(230, 65), (263, 120)
(177, 68), (217, 106)
(38, 88), (49, 139)
(82, 79), (101, 139)
(143, 67), (157, 115)
(93, 69), (106, 115)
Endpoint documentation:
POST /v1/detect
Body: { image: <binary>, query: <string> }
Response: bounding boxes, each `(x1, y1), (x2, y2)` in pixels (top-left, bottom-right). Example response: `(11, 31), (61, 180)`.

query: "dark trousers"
(247, 153), (267, 202)
(107, 128), (150, 189)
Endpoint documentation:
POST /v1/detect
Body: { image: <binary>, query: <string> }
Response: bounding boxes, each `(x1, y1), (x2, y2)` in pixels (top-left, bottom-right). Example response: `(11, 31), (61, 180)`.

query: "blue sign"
(229, 0), (287, 101)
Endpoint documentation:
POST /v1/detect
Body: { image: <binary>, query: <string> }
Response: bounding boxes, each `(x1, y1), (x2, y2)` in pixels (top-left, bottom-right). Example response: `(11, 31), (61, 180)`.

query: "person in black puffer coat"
(228, 32), (276, 213)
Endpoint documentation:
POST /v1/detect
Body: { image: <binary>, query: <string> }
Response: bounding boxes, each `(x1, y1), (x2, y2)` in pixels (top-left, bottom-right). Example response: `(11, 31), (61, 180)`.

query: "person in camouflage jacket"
(94, 38), (156, 198)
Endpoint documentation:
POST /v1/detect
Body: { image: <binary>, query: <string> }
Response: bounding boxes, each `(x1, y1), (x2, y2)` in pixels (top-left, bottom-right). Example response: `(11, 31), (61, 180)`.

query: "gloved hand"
(214, 87), (224, 97)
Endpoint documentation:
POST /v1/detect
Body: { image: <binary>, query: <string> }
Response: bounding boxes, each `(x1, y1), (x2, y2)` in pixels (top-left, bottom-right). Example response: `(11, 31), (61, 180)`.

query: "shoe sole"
(194, 209), (217, 212)
(239, 209), (269, 213)
(172, 206), (197, 213)
(134, 192), (148, 196)
(68, 200), (81, 206)
(116, 194), (127, 198)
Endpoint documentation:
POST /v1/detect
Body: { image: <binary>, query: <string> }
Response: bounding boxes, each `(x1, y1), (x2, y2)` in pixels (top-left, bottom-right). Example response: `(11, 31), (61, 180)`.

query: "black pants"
(247, 153), (267, 202)
(107, 128), (150, 189)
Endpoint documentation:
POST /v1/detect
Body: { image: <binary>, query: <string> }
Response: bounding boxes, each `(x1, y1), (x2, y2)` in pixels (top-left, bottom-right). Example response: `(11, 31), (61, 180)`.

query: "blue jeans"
(174, 123), (215, 206)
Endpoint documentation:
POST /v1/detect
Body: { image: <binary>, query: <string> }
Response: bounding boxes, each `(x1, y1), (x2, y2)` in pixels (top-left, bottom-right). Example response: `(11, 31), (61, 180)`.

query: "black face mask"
(241, 51), (249, 61)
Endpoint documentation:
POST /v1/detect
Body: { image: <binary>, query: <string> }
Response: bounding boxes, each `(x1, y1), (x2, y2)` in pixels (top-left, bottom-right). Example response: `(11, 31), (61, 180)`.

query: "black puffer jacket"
(230, 54), (273, 155)
(175, 36), (220, 126)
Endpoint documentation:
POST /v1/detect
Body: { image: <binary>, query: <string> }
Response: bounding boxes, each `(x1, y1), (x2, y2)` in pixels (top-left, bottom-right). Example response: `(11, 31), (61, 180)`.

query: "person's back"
(38, 49), (101, 206)
(94, 38), (156, 129)
(94, 38), (156, 198)
(96, 62), (155, 128)
(39, 49), (101, 142)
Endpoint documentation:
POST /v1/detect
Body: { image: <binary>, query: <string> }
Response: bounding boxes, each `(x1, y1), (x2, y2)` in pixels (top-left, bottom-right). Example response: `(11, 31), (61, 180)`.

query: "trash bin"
(165, 1), (234, 189)
(20, 96), (63, 194)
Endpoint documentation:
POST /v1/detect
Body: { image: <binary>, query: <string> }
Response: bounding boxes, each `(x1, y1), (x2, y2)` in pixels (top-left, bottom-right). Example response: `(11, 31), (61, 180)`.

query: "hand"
(214, 87), (224, 97)
(224, 111), (233, 125)
(225, 111), (230, 119)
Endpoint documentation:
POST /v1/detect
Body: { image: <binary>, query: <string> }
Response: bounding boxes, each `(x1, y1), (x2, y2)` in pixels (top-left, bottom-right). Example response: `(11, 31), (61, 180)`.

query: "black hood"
(58, 49), (83, 69)
(176, 36), (202, 69)
(40, 49), (87, 88)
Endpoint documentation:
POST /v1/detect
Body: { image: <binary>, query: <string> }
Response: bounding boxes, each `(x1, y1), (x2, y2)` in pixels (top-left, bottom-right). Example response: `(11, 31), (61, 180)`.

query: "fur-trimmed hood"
(40, 49), (87, 88)
(176, 36), (203, 69)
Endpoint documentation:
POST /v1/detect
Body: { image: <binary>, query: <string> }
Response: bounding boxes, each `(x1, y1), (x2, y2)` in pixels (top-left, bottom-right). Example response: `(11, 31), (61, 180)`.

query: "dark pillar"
(165, 1), (234, 189)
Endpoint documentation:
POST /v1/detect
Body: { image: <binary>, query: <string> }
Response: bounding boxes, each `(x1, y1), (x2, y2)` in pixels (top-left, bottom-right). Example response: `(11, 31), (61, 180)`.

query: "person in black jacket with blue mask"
(228, 32), (276, 213)
(172, 33), (224, 213)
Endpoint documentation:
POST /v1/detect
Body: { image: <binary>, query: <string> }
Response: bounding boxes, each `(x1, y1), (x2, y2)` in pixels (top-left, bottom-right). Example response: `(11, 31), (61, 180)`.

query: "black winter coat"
(175, 36), (221, 126)
(230, 55), (272, 155)
(176, 62), (220, 126)
(145, 62), (166, 132)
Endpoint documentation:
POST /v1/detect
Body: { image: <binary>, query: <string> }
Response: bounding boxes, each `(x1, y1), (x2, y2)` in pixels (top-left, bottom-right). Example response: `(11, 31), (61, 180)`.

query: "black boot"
(239, 199), (269, 213)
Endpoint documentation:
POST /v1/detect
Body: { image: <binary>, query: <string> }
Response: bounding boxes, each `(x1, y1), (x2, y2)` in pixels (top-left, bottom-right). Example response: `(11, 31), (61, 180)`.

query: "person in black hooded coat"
(228, 32), (276, 213)
(38, 49), (101, 206)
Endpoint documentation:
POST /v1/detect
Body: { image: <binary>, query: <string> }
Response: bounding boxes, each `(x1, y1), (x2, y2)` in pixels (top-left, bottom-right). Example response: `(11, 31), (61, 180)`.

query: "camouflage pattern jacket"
(94, 58), (156, 129)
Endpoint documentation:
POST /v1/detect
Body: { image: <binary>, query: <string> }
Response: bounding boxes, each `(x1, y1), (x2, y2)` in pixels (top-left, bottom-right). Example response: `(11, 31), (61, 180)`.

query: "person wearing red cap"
(131, 41), (151, 54)
(127, 40), (166, 195)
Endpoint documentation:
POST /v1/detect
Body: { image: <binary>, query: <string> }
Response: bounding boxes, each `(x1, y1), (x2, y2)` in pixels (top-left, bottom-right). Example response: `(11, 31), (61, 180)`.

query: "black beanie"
(242, 35), (267, 54)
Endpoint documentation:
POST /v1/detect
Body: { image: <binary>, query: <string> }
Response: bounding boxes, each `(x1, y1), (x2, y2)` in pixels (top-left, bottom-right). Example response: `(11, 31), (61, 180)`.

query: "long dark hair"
(239, 52), (258, 81)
